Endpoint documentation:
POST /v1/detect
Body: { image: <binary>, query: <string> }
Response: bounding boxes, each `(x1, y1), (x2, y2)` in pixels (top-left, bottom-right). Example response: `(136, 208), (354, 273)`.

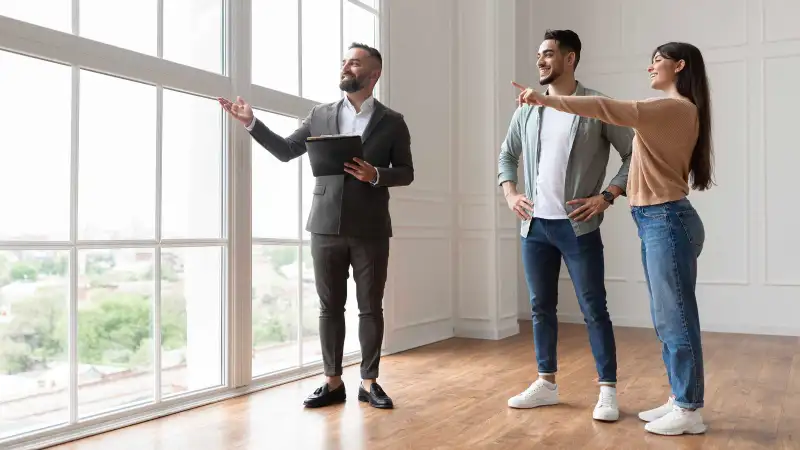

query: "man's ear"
(567, 52), (576, 69)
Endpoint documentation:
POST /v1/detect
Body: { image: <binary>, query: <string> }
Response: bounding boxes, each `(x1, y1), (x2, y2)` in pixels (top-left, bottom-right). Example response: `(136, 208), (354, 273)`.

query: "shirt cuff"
(370, 168), (380, 186)
(244, 116), (256, 131)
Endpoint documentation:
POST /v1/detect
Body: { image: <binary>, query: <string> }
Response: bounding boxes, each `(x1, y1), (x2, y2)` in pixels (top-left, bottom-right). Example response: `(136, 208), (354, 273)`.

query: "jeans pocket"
(676, 210), (705, 256)
(639, 204), (667, 219)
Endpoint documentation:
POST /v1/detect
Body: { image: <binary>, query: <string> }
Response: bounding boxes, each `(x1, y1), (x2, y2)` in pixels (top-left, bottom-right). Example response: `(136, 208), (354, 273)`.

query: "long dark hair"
(653, 42), (715, 190)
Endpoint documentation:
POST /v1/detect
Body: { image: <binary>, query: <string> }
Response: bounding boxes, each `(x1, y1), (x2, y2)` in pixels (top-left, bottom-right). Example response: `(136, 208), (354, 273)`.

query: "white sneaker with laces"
(638, 397), (674, 422)
(592, 385), (619, 421)
(507, 378), (559, 409)
(644, 405), (707, 436)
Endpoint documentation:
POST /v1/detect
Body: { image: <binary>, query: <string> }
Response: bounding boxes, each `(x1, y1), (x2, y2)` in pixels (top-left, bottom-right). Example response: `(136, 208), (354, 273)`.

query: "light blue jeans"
(631, 197), (705, 409)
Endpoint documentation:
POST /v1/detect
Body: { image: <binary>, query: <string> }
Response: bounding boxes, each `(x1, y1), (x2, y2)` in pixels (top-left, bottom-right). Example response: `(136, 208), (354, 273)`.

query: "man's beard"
(339, 74), (365, 93)
(538, 68), (561, 86)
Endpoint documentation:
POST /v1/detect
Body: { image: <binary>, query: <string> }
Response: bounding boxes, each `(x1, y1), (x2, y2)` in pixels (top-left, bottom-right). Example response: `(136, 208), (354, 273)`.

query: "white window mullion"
(228, 0), (254, 388)
(218, 0), (232, 389)
(154, 82), (164, 403)
(153, 0), (165, 404)
(378, 0), (388, 105)
(297, 0), (303, 99)
(157, 0), (164, 59)
(68, 64), (80, 426)
(68, 0), (80, 426)
(296, 1), (305, 367)
(72, 0), (79, 35)
(220, 0), (232, 389)
(345, 0), (378, 15)
(340, 0), (344, 100)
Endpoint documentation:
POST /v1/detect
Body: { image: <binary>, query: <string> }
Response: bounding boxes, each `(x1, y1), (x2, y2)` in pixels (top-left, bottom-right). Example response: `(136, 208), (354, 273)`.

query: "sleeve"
(540, 95), (674, 129)
(497, 106), (526, 186)
(248, 106), (316, 162)
(601, 122), (634, 195)
(373, 116), (414, 187)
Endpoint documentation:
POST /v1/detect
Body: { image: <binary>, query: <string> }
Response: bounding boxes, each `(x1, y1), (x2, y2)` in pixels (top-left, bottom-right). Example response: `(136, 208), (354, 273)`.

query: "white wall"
(381, 0), (458, 353)
(516, 0), (800, 337)
(382, 0), (530, 353)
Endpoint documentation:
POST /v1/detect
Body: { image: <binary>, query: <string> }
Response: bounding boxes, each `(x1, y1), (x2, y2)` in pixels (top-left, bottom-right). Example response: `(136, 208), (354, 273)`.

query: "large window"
(0, 0), (382, 447)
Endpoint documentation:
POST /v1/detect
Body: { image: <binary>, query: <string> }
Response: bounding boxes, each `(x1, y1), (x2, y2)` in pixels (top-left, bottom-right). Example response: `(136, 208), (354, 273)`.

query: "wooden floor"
(51, 323), (799, 449)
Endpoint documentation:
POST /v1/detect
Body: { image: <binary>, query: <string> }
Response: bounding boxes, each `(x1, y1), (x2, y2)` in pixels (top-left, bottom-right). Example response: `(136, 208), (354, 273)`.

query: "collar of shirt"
(343, 95), (375, 115)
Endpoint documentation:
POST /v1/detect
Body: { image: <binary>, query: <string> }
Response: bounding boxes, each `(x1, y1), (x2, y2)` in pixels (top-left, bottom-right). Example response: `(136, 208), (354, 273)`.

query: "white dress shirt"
(246, 95), (379, 184)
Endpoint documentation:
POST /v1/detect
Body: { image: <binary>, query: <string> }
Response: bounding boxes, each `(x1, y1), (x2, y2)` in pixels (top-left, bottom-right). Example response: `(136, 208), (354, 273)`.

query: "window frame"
(0, 0), (386, 447)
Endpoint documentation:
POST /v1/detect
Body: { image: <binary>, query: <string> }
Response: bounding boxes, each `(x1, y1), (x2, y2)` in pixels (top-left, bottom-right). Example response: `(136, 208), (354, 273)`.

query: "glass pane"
(80, 0), (157, 56)
(302, 0), (341, 103)
(79, 71), (156, 241)
(301, 246), (360, 365)
(251, 111), (300, 240)
(252, 0), (299, 95)
(161, 247), (223, 397)
(162, 90), (223, 240)
(343, 1), (377, 53)
(0, 250), (69, 439)
(252, 245), (299, 377)
(0, 51), (71, 242)
(77, 248), (155, 418)
(163, 0), (224, 74)
(0, 0), (71, 33)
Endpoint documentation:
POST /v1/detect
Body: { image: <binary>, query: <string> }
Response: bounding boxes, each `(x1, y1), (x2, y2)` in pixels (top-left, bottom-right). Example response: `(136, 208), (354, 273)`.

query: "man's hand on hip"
(506, 193), (533, 220)
(218, 96), (254, 125)
(566, 195), (610, 222)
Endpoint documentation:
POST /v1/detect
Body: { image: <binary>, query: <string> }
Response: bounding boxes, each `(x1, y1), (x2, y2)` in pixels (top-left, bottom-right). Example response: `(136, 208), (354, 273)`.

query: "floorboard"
(49, 323), (800, 449)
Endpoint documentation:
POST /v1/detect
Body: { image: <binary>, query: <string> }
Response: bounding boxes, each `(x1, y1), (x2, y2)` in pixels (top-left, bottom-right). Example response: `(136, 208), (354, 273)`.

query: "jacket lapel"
(361, 100), (386, 143)
(327, 100), (343, 135)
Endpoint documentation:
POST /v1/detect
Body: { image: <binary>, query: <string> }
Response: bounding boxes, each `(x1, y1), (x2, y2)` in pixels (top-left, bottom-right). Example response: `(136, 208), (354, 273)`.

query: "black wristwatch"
(601, 190), (614, 205)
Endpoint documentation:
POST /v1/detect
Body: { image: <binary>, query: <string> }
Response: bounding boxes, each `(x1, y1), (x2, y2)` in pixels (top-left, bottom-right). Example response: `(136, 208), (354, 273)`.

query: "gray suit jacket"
(249, 98), (414, 238)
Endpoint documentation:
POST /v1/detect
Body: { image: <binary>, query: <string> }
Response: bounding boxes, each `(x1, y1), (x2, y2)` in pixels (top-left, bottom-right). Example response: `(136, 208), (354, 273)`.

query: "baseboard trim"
(455, 317), (519, 340)
(388, 318), (454, 354)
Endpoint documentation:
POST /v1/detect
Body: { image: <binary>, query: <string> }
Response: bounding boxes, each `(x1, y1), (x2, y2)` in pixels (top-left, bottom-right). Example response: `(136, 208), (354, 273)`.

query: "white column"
(454, 0), (521, 340)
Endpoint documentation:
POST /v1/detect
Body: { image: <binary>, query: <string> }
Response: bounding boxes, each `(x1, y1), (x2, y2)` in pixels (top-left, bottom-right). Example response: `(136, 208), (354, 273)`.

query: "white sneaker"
(507, 379), (559, 409)
(638, 397), (674, 422)
(644, 405), (707, 436)
(592, 385), (619, 421)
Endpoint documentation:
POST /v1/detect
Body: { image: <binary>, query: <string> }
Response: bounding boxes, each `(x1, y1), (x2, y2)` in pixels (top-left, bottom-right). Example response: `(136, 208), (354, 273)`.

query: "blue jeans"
(521, 218), (617, 384)
(631, 198), (705, 409)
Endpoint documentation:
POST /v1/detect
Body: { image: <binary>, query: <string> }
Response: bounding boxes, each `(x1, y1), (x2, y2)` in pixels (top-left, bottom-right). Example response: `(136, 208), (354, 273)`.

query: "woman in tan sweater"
(516, 41), (714, 436)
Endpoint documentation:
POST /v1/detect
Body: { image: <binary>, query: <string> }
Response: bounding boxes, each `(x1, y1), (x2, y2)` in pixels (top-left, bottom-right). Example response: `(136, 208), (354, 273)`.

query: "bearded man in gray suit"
(219, 42), (413, 410)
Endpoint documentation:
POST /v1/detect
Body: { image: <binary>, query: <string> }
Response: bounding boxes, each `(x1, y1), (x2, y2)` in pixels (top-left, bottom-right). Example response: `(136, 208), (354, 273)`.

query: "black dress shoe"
(303, 382), (346, 408)
(358, 382), (394, 409)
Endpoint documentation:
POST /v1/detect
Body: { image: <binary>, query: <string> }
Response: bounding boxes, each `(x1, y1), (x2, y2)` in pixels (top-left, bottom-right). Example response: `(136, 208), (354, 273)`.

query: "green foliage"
(253, 316), (289, 345)
(267, 247), (297, 273)
(10, 263), (37, 282)
(77, 293), (152, 365)
(0, 252), (189, 373)
(39, 255), (68, 277)
(85, 253), (115, 276)
(0, 291), (66, 374)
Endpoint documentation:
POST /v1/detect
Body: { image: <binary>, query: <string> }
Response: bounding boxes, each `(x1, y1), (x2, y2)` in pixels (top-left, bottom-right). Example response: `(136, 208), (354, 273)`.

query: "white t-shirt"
(533, 108), (576, 219)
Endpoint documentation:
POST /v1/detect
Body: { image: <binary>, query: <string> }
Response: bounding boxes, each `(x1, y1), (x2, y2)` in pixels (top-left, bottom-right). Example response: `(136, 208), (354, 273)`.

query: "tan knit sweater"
(540, 95), (699, 207)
